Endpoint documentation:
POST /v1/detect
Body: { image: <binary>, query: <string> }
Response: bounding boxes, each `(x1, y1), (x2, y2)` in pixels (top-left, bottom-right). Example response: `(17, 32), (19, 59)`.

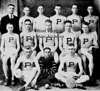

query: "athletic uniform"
(84, 15), (99, 41)
(67, 15), (82, 37)
(50, 15), (66, 33)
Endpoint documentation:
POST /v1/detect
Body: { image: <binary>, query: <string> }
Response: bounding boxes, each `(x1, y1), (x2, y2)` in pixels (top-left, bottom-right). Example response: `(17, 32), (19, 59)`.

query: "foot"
(11, 80), (15, 86)
(4, 78), (9, 86)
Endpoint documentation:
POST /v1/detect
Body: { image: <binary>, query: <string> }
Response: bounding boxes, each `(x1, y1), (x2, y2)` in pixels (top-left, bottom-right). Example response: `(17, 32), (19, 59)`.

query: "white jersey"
(40, 32), (58, 49)
(60, 32), (77, 49)
(19, 16), (34, 32)
(79, 33), (96, 48)
(50, 15), (67, 33)
(2, 33), (19, 48)
(34, 15), (49, 33)
(20, 31), (36, 47)
(84, 15), (99, 32)
(67, 14), (82, 32)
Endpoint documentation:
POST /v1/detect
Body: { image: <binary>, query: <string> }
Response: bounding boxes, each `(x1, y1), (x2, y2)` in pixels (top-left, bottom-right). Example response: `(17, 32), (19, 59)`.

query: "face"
(23, 7), (30, 15)
(7, 5), (15, 14)
(82, 24), (89, 33)
(87, 6), (93, 14)
(25, 50), (32, 58)
(71, 5), (78, 14)
(24, 21), (31, 31)
(6, 24), (14, 33)
(45, 22), (52, 31)
(55, 6), (61, 14)
(67, 46), (76, 55)
(65, 22), (72, 32)
(44, 49), (51, 58)
(37, 6), (44, 14)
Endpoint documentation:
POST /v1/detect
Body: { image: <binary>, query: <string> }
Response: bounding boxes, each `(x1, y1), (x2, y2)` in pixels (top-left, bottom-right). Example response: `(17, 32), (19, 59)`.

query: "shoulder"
(2, 33), (7, 38)
(14, 33), (19, 37)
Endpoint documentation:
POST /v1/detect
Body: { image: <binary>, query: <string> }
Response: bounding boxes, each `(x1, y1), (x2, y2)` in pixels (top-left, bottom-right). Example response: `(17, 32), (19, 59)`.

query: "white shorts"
(1, 48), (17, 59)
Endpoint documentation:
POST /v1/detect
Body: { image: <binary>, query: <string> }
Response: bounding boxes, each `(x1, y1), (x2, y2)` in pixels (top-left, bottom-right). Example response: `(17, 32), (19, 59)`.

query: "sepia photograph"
(0, 0), (100, 91)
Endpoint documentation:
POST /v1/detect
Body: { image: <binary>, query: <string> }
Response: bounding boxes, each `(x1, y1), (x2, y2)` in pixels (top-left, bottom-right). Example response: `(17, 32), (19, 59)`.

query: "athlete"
(79, 22), (98, 77)
(50, 4), (67, 33)
(34, 5), (49, 34)
(59, 20), (78, 62)
(1, 23), (20, 85)
(39, 19), (59, 63)
(67, 5), (83, 37)
(36, 47), (57, 89)
(55, 44), (89, 88)
(19, 6), (34, 32)
(84, 6), (99, 42)
(14, 49), (40, 91)
(20, 19), (37, 56)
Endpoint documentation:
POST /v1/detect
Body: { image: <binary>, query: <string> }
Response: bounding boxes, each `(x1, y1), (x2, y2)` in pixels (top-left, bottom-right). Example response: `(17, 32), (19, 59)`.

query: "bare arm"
(31, 33), (37, 51)
(59, 34), (64, 52)
(16, 35), (20, 53)
(1, 35), (5, 53)
(77, 57), (83, 77)
(39, 35), (44, 51)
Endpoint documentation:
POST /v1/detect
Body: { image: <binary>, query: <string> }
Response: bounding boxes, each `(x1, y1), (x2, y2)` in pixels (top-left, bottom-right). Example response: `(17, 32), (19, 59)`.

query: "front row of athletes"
(0, 18), (98, 90)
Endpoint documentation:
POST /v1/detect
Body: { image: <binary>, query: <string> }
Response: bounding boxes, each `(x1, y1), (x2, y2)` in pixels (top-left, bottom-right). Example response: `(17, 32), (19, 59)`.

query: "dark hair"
(6, 23), (13, 26)
(43, 47), (51, 51)
(23, 5), (30, 9)
(68, 43), (74, 47)
(55, 4), (62, 8)
(45, 19), (52, 24)
(24, 19), (31, 23)
(82, 21), (89, 26)
(7, 4), (15, 7)
(64, 20), (72, 24)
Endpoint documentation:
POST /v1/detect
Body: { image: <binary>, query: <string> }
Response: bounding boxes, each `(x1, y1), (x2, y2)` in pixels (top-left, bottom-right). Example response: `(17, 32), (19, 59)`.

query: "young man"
(55, 44), (89, 88)
(1, 23), (20, 85)
(50, 4), (67, 33)
(59, 20), (78, 62)
(34, 5), (49, 33)
(20, 19), (37, 56)
(84, 6), (99, 42)
(39, 19), (59, 63)
(79, 22), (98, 77)
(19, 6), (34, 32)
(0, 4), (19, 34)
(14, 49), (40, 91)
(67, 5), (83, 37)
(36, 47), (57, 89)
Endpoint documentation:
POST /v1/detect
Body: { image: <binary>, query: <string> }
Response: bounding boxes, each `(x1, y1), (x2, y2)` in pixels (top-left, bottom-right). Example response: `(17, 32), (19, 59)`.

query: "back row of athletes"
(0, 3), (99, 90)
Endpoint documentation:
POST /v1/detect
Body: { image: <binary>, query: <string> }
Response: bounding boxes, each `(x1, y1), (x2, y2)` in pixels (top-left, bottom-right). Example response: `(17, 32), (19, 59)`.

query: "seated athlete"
(84, 6), (99, 42)
(14, 48), (40, 91)
(79, 22), (98, 77)
(36, 47), (57, 89)
(55, 44), (90, 88)
(59, 20), (78, 62)
(20, 19), (37, 57)
(39, 19), (59, 63)
(67, 4), (83, 37)
(1, 23), (20, 85)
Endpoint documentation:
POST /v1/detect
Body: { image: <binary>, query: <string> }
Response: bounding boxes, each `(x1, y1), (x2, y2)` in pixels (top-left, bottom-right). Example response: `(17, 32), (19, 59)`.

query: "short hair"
(55, 4), (62, 8)
(23, 5), (30, 9)
(45, 19), (52, 24)
(24, 19), (31, 23)
(68, 43), (74, 47)
(6, 23), (13, 27)
(64, 20), (72, 24)
(82, 21), (89, 26)
(7, 3), (15, 7)
(43, 47), (51, 51)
